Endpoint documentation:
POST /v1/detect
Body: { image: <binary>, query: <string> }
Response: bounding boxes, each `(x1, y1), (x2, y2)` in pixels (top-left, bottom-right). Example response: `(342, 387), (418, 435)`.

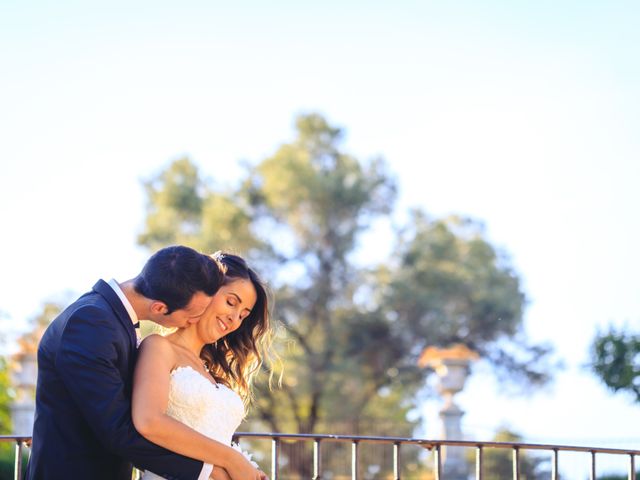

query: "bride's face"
(197, 278), (257, 343)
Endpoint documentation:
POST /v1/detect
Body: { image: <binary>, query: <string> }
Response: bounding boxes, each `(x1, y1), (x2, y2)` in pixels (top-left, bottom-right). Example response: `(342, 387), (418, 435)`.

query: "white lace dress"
(141, 366), (257, 479)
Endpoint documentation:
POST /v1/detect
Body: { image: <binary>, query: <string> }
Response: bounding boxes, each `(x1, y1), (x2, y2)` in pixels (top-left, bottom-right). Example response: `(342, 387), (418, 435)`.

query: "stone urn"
(419, 344), (479, 480)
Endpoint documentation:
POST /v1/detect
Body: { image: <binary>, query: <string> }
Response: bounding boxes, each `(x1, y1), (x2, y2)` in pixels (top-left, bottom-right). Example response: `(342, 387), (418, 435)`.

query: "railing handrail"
(3, 433), (640, 455)
(0, 436), (31, 442)
(233, 432), (640, 456)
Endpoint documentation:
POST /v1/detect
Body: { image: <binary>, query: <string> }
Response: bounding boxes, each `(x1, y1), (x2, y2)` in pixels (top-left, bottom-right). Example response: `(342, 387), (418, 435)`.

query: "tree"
(591, 326), (640, 402)
(138, 113), (554, 475)
(597, 472), (640, 480)
(384, 211), (554, 389)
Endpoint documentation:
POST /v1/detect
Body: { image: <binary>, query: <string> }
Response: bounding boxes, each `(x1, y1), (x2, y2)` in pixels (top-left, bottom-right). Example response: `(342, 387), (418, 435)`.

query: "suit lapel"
(92, 279), (138, 350)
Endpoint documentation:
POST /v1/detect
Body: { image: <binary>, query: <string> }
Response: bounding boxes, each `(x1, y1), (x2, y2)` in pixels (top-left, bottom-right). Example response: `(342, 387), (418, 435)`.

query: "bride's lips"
(217, 317), (229, 332)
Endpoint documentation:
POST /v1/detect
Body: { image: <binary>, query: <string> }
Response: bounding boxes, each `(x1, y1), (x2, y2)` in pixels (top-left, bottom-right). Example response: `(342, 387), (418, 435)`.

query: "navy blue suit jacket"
(25, 280), (203, 480)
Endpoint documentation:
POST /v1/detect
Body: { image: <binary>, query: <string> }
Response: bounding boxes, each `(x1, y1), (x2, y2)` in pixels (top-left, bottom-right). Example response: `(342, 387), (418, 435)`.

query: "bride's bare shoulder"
(134, 334), (179, 374)
(139, 334), (176, 355)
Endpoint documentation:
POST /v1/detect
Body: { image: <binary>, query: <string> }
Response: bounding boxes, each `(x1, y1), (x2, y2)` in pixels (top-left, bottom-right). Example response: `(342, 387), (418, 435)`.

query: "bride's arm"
(210, 467), (232, 480)
(133, 334), (260, 479)
(211, 467), (267, 480)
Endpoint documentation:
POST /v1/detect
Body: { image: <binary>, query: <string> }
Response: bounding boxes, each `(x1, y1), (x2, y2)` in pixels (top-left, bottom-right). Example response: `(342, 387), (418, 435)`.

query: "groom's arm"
(55, 304), (203, 480)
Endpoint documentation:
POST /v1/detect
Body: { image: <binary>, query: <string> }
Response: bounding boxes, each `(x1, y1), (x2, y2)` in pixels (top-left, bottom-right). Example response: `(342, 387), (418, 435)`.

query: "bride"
(132, 252), (271, 480)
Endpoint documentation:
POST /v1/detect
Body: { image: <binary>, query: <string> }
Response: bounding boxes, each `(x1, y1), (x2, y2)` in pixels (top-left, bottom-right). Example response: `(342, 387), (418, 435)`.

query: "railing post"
(271, 437), (279, 480)
(512, 447), (520, 480)
(475, 445), (483, 480)
(14, 440), (23, 480)
(551, 449), (559, 480)
(351, 441), (359, 480)
(313, 439), (322, 480)
(393, 442), (401, 480)
(433, 445), (442, 480)
(629, 453), (636, 480)
(590, 451), (596, 480)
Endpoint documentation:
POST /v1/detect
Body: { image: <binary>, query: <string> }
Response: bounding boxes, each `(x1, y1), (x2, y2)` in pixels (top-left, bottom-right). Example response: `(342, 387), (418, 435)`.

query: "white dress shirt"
(108, 278), (141, 346)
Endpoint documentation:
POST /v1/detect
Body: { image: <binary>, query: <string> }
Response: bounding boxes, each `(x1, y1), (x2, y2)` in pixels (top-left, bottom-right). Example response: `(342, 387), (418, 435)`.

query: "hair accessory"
(210, 251), (228, 274)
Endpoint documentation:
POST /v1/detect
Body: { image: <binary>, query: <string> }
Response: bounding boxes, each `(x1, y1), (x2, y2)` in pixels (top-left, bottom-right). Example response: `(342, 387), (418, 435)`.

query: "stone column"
(10, 350), (37, 435)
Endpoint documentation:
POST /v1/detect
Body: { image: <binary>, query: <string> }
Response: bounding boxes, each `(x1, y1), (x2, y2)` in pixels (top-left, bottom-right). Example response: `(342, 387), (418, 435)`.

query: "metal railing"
(2, 433), (639, 479)
(233, 433), (640, 480)
(0, 435), (30, 480)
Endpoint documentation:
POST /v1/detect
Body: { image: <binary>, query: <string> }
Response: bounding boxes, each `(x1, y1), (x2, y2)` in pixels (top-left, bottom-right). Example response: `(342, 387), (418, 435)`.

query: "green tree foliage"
(138, 113), (554, 475)
(591, 326), (640, 402)
(139, 157), (264, 255)
(386, 211), (554, 388)
(597, 472), (640, 480)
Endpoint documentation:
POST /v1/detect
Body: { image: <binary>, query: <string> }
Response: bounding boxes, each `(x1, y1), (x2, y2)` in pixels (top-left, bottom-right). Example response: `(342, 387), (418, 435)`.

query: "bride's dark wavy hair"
(199, 252), (274, 405)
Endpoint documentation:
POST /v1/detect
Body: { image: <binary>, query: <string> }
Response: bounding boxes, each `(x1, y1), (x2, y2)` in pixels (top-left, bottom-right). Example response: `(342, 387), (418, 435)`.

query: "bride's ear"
(149, 301), (168, 316)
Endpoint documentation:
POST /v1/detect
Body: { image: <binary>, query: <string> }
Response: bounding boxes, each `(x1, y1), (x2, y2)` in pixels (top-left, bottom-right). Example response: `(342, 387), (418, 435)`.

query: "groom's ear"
(149, 301), (169, 316)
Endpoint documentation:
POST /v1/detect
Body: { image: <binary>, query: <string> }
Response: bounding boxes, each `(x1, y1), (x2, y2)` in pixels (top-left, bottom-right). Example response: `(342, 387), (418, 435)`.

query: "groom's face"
(151, 291), (213, 329)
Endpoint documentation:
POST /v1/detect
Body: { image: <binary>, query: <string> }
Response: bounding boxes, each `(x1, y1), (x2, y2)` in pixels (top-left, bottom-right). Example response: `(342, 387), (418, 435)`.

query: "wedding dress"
(141, 365), (257, 479)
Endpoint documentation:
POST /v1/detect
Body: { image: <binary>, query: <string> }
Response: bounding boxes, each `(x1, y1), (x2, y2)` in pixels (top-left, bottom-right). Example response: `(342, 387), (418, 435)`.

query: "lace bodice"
(166, 366), (245, 443)
(141, 365), (247, 479)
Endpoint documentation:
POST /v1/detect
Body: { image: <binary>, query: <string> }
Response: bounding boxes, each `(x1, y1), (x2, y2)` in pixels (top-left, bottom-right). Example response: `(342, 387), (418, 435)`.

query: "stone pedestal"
(439, 382), (467, 479)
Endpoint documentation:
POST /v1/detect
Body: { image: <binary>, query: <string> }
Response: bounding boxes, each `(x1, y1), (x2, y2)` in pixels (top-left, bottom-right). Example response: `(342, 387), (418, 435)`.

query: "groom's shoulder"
(63, 289), (112, 318)
(39, 290), (118, 351)
(52, 280), (115, 319)
(44, 289), (115, 337)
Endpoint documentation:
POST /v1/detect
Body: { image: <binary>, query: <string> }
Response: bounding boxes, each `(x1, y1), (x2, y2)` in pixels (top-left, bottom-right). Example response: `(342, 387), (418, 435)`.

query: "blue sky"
(2, 1), (639, 476)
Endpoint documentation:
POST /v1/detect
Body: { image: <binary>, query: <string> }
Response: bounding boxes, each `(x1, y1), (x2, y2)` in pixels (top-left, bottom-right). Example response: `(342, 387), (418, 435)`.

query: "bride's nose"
(228, 309), (241, 323)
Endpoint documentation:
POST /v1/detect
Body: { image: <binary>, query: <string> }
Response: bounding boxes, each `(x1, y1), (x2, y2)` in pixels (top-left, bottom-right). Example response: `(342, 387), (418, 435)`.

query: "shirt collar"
(107, 278), (139, 326)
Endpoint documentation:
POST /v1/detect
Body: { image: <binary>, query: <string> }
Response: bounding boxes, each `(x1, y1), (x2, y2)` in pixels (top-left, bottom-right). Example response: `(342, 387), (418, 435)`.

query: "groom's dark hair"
(133, 245), (224, 314)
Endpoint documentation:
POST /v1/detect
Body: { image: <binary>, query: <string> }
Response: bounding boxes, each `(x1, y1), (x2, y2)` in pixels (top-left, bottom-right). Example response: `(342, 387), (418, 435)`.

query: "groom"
(27, 246), (222, 480)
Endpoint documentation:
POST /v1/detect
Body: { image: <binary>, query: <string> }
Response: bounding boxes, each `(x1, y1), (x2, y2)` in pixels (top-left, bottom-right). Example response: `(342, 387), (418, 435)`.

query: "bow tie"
(133, 322), (140, 329)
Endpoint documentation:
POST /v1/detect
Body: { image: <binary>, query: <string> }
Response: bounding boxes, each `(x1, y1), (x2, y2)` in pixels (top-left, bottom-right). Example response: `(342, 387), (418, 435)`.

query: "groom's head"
(133, 245), (224, 328)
